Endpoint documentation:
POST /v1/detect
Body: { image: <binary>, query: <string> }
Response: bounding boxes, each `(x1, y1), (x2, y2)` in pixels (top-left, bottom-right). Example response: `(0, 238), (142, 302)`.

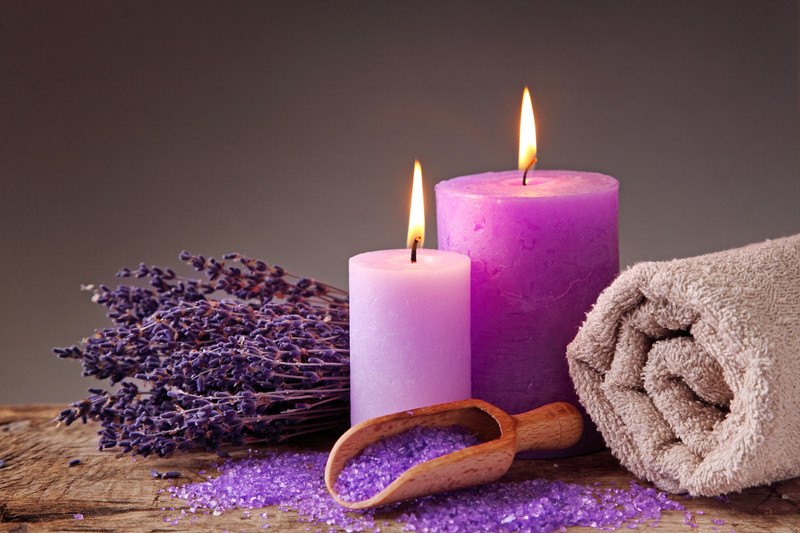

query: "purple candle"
(435, 89), (618, 457)
(349, 162), (471, 425)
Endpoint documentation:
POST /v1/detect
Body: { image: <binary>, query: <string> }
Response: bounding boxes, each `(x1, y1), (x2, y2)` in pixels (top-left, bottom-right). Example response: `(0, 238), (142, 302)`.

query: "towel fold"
(567, 234), (800, 496)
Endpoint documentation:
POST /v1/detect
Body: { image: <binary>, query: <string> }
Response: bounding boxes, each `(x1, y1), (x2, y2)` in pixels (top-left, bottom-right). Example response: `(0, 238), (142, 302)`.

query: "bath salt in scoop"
(325, 399), (583, 509)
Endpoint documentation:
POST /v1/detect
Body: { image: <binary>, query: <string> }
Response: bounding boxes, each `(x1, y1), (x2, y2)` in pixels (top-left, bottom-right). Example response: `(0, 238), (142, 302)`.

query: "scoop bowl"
(325, 399), (583, 509)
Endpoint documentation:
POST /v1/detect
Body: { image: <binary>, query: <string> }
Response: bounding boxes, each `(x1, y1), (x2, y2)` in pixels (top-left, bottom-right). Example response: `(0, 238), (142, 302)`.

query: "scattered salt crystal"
(164, 449), (691, 531)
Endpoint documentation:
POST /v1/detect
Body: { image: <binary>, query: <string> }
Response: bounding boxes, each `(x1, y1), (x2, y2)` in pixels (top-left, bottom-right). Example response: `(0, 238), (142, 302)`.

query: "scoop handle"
(511, 402), (584, 452)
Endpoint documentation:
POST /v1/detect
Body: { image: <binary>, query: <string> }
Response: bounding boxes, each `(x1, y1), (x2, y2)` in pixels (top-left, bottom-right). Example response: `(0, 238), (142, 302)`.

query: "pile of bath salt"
(164, 425), (691, 532)
(167, 451), (378, 530)
(335, 424), (481, 502)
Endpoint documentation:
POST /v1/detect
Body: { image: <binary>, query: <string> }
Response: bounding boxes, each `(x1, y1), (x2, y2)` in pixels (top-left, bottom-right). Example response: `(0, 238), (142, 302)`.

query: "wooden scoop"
(325, 399), (583, 509)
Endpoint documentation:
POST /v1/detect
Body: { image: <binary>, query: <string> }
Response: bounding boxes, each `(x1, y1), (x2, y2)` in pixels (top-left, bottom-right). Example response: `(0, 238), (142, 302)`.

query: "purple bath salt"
(167, 451), (379, 531)
(164, 449), (697, 532)
(335, 424), (480, 502)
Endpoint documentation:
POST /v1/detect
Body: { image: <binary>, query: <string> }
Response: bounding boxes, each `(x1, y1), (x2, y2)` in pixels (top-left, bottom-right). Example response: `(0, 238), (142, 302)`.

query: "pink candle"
(349, 162), (471, 425)
(435, 89), (619, 457)
(349, 249), (471, 425)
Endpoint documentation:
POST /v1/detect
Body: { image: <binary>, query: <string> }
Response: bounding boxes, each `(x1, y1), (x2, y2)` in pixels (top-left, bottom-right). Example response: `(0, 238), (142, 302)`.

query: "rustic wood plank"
(1, 405), (799, 532)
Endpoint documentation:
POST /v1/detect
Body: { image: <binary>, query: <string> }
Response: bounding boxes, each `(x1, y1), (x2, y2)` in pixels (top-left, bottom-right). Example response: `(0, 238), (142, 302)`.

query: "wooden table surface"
(1, 405), (799, 532)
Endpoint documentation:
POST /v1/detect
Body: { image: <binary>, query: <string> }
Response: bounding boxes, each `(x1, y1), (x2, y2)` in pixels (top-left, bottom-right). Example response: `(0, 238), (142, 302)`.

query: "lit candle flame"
(406, 160), (424, 250)
(518, 87), (537, 171)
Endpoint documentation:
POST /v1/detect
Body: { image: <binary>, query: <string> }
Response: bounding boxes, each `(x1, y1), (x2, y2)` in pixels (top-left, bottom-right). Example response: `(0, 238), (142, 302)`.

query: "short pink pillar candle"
(348, 248), (471, 425)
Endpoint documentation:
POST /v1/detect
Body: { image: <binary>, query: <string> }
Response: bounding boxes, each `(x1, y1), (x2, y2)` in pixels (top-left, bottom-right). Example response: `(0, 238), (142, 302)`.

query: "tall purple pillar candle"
(436, 170), (618, 457)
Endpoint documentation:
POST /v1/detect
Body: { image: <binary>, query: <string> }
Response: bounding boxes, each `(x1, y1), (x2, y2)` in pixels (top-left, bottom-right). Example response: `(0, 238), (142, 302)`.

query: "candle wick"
(411, 237), (420, 263)
(522, 157), (538, 186)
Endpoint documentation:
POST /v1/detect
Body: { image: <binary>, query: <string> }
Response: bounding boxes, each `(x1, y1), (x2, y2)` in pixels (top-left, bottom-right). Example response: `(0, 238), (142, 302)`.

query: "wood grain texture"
(2, 405), (800, 532)
(512, 402), (583, 452)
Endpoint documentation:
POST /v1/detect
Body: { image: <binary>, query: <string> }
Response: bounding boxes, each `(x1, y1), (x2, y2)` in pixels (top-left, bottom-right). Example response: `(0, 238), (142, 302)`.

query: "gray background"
(1, 1), (798, 403)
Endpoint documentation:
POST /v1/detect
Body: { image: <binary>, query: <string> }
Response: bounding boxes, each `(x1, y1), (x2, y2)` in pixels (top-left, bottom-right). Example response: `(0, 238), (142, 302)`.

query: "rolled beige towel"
(567, 234), (800, 496)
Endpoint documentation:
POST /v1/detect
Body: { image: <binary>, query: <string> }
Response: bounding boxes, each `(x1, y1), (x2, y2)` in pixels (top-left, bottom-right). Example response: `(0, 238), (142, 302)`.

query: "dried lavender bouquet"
(54, 251), (349, 457)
